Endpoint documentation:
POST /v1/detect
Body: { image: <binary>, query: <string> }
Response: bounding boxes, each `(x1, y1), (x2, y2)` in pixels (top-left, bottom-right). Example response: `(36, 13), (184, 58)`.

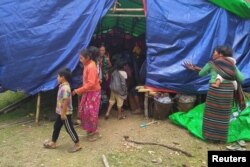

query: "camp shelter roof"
(0, 0), (249, 95)
(94, 0), (146, 37)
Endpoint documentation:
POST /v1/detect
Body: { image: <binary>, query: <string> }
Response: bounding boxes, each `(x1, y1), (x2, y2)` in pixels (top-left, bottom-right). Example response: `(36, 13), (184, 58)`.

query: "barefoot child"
(105, 60), (127, 120)
(43, 68), (81, 153)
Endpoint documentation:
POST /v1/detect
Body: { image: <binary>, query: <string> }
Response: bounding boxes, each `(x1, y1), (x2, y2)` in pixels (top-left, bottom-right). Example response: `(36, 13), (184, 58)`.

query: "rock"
(151, 159), (158, 163)
(148, 150), (155, 155)
(151, 158), (162, 164)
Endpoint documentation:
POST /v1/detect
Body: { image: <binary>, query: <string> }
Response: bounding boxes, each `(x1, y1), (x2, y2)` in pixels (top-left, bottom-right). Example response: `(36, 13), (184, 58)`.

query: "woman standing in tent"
(184, 45), (245, 143)
(99, 44), (112, 94)
(72, 48), (101, 141)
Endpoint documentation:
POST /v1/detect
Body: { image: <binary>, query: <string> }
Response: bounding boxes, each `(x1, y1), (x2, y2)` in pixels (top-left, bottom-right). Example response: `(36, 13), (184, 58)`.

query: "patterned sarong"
(203, 83), (234, 142)
(79, 90), (101, 132)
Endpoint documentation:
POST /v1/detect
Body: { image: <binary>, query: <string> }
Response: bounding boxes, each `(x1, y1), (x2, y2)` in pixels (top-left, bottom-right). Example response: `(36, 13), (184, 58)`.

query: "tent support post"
(35, 93), (41, 123)
(137, 87), (150, 119)
(144, 91), (149, 118)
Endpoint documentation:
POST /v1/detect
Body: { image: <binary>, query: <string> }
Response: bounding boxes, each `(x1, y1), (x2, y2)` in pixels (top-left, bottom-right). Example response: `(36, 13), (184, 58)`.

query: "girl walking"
(72, 48), (101, 141)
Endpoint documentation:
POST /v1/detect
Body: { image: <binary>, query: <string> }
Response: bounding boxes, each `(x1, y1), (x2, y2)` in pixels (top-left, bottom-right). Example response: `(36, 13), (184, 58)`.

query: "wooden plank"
(144, 91), (149, 118)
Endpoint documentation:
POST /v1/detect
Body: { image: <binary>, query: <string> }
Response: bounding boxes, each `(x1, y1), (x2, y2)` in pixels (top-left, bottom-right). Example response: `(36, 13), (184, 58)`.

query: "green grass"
(0, 98), (36, 122)
(0, 91), (26, 109)
(0, 91), (30, 121)
(107, 147), (202, 167)
(0, 90), (57, 122)
(0, 90), (79, 122)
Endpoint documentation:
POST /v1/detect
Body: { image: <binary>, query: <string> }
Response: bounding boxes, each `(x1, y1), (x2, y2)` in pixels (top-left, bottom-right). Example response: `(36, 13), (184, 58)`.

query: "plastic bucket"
(153, 100), (173, 120)
(176, 102), (195, 112)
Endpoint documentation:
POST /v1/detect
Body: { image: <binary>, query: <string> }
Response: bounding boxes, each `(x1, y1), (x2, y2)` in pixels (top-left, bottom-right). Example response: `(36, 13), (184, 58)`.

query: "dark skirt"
(203, 83), (234, 142)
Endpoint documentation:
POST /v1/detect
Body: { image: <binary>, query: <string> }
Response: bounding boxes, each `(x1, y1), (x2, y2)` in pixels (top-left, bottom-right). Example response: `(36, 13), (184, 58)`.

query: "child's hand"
(183, 61), (195, 70)
(183, 61), (201, 71)
(61, 114), (67, 120)
(105, 74), (109, 81)
(72, 90), (76, 96)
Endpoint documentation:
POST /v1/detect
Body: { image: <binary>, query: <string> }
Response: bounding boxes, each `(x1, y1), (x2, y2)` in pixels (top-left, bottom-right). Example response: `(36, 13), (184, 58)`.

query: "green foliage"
(0, 98), (35, 122)
(0, 91), (26, 109)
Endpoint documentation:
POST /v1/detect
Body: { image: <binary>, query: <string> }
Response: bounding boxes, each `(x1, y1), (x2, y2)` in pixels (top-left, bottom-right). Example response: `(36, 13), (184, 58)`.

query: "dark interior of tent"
(87, 0), (148, 113)
(90, 16), (146, 57)
(90, 1), (145, 51)
(89, 0), (146, 74)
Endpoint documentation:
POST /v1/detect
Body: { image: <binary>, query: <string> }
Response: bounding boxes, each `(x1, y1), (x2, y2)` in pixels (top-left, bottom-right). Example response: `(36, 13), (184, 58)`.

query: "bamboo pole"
(35, 93), (41, 123)
(102, 154), (110, 167)
(110, 8), (144, 12)
(144, 91), (149, 118)
(106, 14), (145, 18)
(138, 88), (150, 118)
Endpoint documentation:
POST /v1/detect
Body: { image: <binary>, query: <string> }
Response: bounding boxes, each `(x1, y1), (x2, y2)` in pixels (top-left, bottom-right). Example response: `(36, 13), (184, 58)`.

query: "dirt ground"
(0, 110), (249, 167)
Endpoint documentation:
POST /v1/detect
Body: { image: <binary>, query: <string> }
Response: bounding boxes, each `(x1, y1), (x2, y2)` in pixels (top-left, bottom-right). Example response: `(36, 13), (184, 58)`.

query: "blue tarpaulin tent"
(0, 0), (115, 94)
(0, 0), (249, 95)
(146, 0), (250, 94)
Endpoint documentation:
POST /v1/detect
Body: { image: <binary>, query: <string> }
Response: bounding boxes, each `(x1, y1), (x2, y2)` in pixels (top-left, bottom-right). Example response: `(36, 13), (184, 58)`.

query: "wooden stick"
(0, 96), (32, 115)
(124, 136), (193, 157)
(140, 121), (158, 128)
(144, 91), (149, 118)
(135, 86), (144, 90)
(102, 154), (110, 167)
(110, 8), (144, 12)
(106, 14), (145, 18)
(0, 119), (33, 130)
(35, 93), (41, 123)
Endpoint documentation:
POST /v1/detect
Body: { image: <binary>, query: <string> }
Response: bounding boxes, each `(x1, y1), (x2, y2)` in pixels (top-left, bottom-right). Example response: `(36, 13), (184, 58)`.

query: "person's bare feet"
(86, 132), (102, 142)
(105, 112), (110, 120)
(118, 114), (126, 120)
(132, 109), (142, 115)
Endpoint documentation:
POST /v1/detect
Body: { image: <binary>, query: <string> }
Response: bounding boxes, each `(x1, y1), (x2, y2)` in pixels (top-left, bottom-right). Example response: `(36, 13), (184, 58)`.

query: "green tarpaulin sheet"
(169, 101), (250, 143)
(210, 0), (250, 19)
